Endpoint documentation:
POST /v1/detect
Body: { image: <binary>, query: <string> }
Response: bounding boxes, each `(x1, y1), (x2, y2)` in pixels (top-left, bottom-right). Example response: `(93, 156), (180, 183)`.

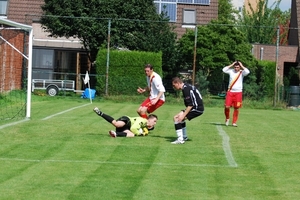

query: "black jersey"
(182, 83), (204, 111)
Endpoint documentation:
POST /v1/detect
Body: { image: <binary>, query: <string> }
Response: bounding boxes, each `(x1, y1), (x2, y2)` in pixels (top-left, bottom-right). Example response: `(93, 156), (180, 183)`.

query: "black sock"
(175, 123), (182, 130)
(116, 131), (127, 137)
(181, 121), (186, 128)
(101, 113), (114, 123)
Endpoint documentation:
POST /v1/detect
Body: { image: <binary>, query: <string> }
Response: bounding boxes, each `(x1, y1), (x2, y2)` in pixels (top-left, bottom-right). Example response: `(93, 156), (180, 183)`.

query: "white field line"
(0, 118), (30, 130)
(0, 157), (231, 168)
(216, 123), (238, 168)
(0, 104), (89, 129)
(42, 103), (90, 120)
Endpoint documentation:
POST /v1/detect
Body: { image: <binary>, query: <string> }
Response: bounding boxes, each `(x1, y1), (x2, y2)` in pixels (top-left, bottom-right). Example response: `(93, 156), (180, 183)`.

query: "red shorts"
(140, 98), (165, 113)
(225, 91), (243, 108)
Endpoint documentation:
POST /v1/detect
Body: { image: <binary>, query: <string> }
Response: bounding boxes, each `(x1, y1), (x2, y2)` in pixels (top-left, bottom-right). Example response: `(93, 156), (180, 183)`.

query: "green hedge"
(257, 60), (276, 98)
(95, 50), (162, 95)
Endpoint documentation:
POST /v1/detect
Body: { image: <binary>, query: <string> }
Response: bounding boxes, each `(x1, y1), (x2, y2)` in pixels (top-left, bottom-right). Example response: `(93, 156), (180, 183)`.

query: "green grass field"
(0, 96), (299, 199)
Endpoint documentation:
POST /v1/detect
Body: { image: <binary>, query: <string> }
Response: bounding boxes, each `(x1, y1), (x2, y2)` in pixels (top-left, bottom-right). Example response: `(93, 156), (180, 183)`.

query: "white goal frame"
(0, 18), (33, 118)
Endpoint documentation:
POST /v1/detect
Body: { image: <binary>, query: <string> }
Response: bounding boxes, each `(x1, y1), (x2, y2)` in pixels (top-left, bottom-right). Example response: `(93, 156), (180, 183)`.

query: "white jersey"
(222, 66), (250, 92)
(147, 72), (165, 101)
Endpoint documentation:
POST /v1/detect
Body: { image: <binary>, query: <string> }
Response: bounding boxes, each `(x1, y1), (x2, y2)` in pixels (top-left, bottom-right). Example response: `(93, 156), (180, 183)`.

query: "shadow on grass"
(85, 132), (111, 137)
(206, 122), (228, 127)
(149, 134), (193, 142)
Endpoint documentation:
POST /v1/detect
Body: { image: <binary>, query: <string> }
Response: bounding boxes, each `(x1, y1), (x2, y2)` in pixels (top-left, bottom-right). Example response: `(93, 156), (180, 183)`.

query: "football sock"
(140, 113), (148, 119)
(116, 132), (127, 137)
(224, 107), (230, 119)
(181, 122), (187, 138)
(175, 122), (183, 140)
(101, 113), (114, 123)
(233, 109), (239, 123)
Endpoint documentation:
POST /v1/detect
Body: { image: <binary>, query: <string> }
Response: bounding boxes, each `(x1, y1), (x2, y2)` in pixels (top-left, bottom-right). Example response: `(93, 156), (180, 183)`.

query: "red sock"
(224, 108), (230, 119)
(233, 109), (239, 123)
(140, 113), (148, 119)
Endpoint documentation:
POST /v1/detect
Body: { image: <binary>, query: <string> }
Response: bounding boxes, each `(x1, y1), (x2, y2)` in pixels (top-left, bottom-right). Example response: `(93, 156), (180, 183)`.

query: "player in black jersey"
(171, 77), (204, 144)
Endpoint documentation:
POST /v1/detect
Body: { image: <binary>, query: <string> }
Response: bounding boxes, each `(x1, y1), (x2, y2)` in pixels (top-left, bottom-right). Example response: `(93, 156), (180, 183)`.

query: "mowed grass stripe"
(0, 97), (299, 199)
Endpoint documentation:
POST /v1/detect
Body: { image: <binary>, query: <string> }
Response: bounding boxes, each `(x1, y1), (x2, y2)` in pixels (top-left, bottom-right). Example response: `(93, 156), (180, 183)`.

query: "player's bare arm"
(137, 87), (149, 93)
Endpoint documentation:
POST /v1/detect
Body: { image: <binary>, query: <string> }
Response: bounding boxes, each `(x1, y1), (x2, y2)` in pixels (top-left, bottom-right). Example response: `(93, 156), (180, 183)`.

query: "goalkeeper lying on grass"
(93, 107), (158, 138)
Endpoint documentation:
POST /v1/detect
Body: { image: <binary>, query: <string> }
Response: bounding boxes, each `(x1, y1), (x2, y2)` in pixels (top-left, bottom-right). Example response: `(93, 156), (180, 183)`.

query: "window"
(183, 9), (196, 25)
(32, 49), (54, 79)
(161, 3), (176, 22)
(178, 0), (209, 4)
(154, 2), (177, 22)
(193, 0), (210, 4)
(178, 0), (193, 3)
(154, 0), (210, 22)
(155, 0), (210, 5)
(0, 0), (8, 16)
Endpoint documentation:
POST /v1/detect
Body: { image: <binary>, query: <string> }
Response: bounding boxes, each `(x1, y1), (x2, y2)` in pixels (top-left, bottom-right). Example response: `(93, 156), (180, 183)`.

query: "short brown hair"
(172, 77), (183, 84)
(148, 114), (158, 120)
(144, 64), (153, 70)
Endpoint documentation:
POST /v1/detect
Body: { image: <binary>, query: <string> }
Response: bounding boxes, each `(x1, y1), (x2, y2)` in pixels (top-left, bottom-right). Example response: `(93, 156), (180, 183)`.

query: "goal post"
(0, 18), (33, 119)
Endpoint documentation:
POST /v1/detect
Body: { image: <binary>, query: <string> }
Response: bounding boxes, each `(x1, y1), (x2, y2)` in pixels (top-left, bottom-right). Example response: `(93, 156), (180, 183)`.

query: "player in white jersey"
(137, 64), (165, 119)
(222, 61), (250, 127)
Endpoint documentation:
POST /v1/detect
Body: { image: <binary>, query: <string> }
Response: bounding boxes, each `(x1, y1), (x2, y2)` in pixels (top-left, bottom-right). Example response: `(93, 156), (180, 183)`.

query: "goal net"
(0, 19), (33, 123)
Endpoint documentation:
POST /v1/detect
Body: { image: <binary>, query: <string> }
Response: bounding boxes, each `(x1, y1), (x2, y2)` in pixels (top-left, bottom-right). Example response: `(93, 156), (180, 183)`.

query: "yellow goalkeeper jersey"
(129, 117), (148, 136)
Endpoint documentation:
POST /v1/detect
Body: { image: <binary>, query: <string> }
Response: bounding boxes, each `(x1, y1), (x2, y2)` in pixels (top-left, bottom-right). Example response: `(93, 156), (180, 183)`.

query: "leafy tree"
(218, 0), (237, 23)
(237, 0), (290, 45)
(40, 0), (177, 77)
(177, 18), (257, 95)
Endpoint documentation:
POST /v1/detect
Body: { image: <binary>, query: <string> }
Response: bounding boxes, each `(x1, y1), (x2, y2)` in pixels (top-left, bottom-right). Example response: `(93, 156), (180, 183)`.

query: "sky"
(268, 0), (291, 11)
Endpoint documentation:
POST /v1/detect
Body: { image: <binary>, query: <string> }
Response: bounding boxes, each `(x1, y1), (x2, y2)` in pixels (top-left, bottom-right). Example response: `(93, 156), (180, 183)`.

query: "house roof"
(0, 18), (32, 31)
(7, 0), (44, 25)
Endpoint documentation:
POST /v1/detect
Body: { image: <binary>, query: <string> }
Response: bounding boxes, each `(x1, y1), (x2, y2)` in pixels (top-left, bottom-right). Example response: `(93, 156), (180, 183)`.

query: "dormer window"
(0, 0), (8, 16)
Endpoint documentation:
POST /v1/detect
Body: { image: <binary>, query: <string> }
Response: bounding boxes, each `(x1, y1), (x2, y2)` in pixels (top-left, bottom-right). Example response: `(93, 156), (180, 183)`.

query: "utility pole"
(192, 26), (198, 85)
(273, 25), (279, 107)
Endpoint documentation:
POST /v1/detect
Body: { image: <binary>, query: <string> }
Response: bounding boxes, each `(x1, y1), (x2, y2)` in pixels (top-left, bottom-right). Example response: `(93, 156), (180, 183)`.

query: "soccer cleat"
(171, 139), (185, 144)
(183, 137), (189, 141)
(93, 107), (102, 116)
(232, 123), (238, 127)
(109, 130), (117, 138)
(225, 119), (229, 126)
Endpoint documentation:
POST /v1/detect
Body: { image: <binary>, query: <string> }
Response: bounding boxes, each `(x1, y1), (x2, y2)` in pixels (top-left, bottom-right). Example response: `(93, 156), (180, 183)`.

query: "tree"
(40, 0), (177, 77)
(177, 19), (257, 95)
(218, 0), (237, 23)
(237, 0), (290, 45)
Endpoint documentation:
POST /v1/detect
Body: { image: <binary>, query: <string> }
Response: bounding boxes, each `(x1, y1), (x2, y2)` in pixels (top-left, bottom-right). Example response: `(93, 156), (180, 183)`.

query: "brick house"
(153, 0), (218, 38)
(0, 0), (219, 92)
(0, 27), (26, 92)
(1, 0), (299, 92)
(250, 0), (299, 87)
(1, 0), (89, 92)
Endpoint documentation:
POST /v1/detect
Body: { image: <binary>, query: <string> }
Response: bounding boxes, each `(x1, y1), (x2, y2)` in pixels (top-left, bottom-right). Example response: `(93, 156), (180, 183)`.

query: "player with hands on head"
(93, 107), (158, 138)
(222, 60), (250, 127)
(137, 64), (166, 119)
(170, 77), (204, 144)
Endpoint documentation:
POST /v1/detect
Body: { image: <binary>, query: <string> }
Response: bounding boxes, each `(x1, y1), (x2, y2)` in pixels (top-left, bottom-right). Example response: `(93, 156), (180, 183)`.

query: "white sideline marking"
(216, 123), (238, 168)
(0, 157), (231, 168)
(42, 104), (90, 120)
(0, 118), (30, 130)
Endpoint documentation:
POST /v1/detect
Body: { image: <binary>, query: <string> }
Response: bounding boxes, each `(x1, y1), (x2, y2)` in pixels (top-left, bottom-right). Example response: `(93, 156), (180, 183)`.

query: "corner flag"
(83, 71), (92, 103)
(84, 71), (90, 85)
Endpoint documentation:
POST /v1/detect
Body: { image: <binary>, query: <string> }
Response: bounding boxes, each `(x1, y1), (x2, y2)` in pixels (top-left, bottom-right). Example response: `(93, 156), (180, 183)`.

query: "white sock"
(182, 127), (187, 138)
(176, 129), (183, 141)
